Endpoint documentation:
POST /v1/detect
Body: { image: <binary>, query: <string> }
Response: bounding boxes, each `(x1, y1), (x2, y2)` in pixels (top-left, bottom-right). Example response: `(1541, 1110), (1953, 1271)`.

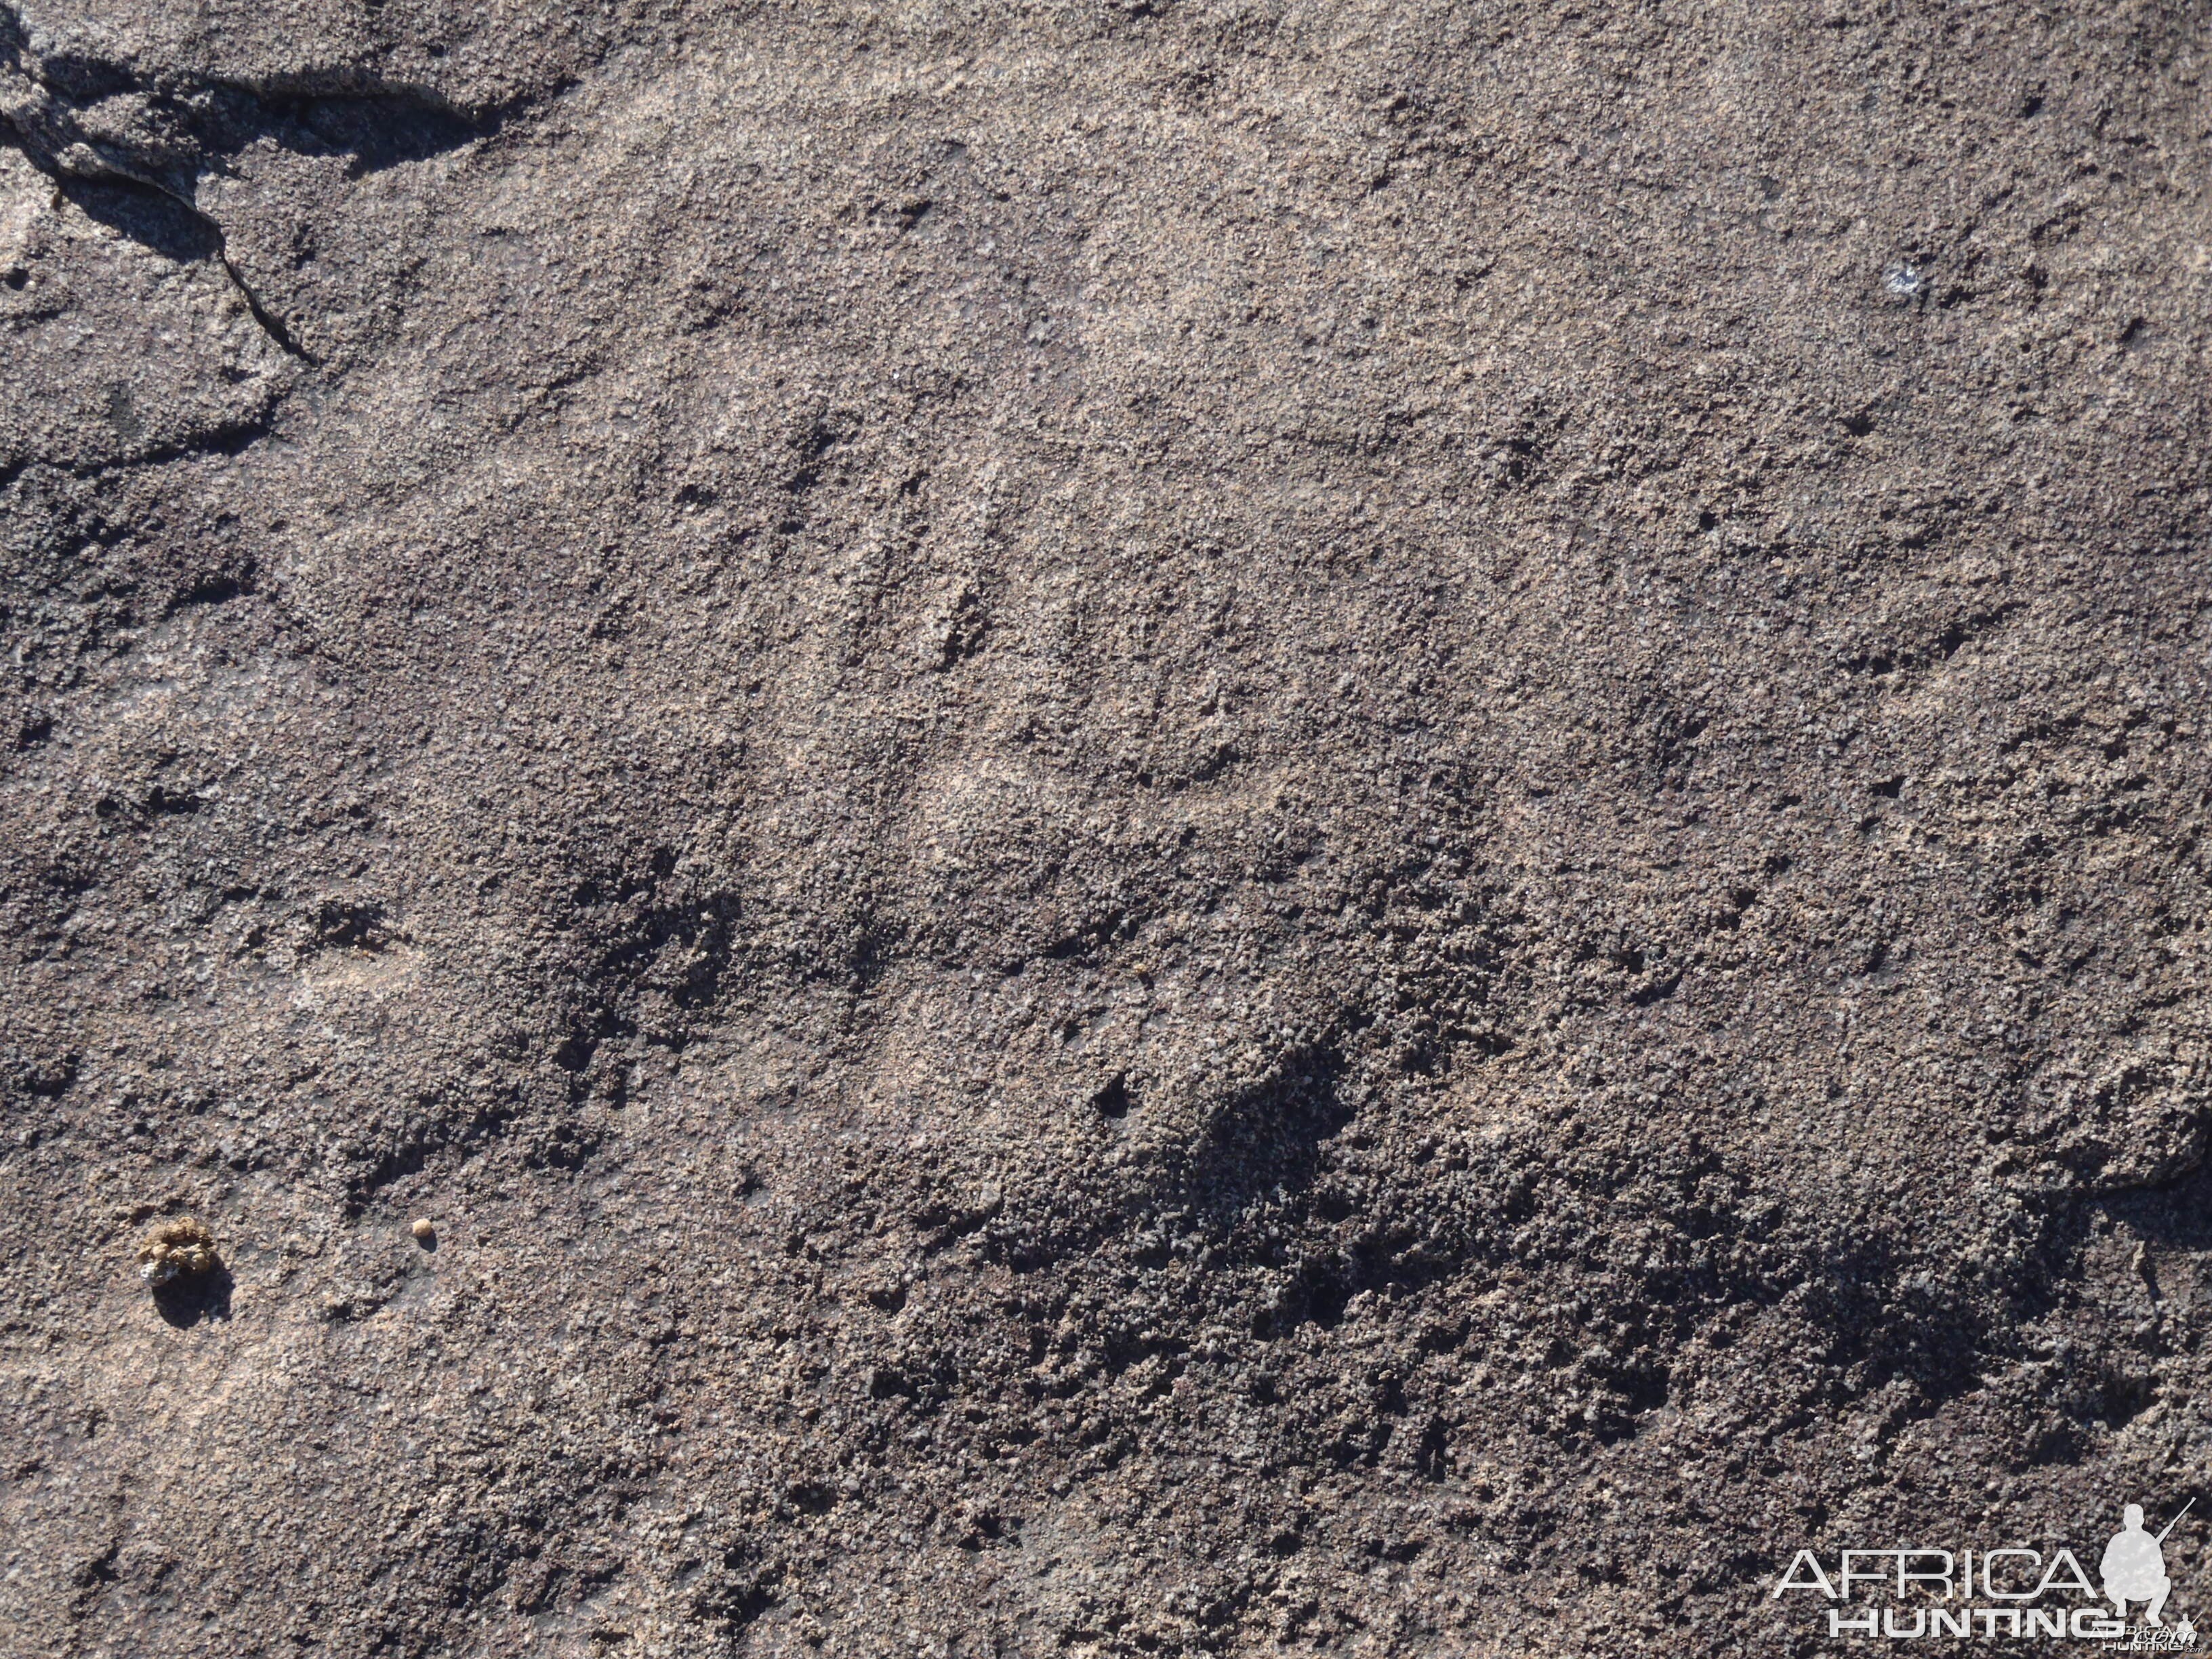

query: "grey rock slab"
(2, 3), (2209, 1656)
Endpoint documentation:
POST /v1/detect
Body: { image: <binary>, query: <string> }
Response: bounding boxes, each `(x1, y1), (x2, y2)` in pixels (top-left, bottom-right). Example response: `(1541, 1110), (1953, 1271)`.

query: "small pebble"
(137, 1217), (218, 1286)
(411, 1217), (436, 1244)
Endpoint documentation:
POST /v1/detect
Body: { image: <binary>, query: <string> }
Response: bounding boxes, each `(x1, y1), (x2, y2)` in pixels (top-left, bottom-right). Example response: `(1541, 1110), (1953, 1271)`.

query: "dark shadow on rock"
(1182, 1046), (1351, 1225)
(283, 91), (489, 178)
(54, 176), (222, 265)
(2102, 1151), (2212, 1252)
(152, 1262), (232, 1328)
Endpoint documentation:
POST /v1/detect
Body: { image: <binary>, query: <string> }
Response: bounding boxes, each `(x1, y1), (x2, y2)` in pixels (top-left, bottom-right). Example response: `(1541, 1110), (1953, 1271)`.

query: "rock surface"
(3, 1), (2209, 1654)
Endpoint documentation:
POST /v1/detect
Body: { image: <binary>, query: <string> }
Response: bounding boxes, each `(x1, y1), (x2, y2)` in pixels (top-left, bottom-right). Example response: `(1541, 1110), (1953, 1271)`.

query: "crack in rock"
(0, 0), (512, 363)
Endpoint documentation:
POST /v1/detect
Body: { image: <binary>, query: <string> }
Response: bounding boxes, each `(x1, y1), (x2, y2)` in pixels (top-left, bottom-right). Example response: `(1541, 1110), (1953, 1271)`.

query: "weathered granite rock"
(3, 1), (2209, 1654)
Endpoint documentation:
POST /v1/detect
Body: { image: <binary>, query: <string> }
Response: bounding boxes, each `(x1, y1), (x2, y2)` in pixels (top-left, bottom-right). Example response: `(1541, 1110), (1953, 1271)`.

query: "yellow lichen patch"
(137, 1217), (219, 1286)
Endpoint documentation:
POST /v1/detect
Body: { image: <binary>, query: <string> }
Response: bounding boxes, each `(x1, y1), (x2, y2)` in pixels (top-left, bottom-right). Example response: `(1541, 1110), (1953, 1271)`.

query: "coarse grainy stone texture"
(3, 1), (2211, 1654)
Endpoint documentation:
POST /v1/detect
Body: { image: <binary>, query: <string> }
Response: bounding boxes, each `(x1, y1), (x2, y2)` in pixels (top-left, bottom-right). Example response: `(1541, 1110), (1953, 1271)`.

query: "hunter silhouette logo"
(2104, 1502), (2190, 1631)
(1773, 1496), (2198, 1646)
